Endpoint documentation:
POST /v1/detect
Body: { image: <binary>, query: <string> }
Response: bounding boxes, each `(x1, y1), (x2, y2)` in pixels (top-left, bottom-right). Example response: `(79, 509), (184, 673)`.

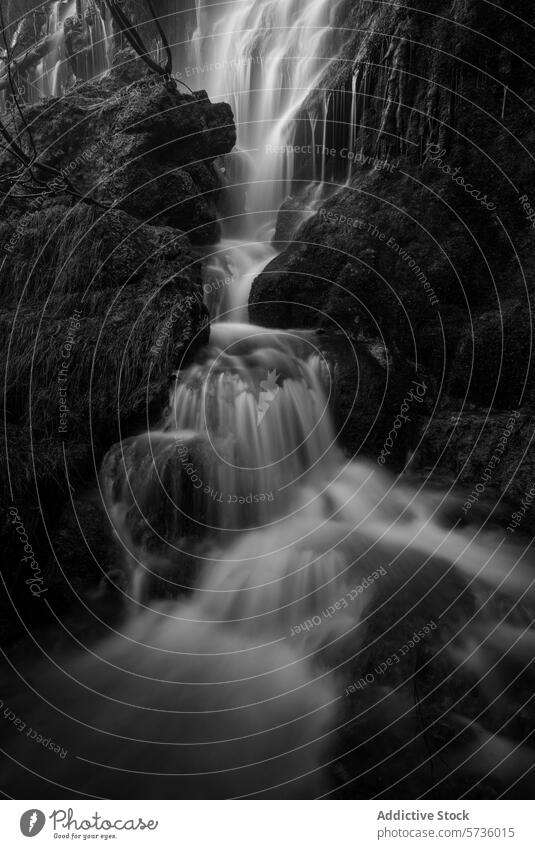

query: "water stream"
(3, 0), (113, 108)
(6, 0), (533, 799)
(95, 0), (535, 797)
(105, 0), (349, 591)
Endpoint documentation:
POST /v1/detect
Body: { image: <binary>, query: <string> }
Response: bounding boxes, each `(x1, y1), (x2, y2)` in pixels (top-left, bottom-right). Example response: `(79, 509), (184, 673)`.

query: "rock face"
(9, 51), (236, 242)
(2, 203), (206, 458)
(0, 50), (236, 623)
(250, 0), (535, 501)
(415, 410), (533, 498)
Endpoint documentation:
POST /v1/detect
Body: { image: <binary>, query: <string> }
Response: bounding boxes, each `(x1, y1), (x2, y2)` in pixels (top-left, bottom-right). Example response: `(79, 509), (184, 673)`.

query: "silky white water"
(186, 0), (343, 214)
(98, 0), (535, 797)
(6, 0), (532, 799)
(23, 0), (113, 103)
(163, 0), (349, 320)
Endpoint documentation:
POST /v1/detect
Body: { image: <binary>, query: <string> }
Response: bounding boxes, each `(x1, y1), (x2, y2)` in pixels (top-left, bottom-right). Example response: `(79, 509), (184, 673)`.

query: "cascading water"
(7, 1), (532, 799)
(80, 2), (114, 84)
(102, 0), (374, 589)
(188, 0), (343, 213)
(34, 1), (63, 101)
(160, 0), (349, 320)
(13, 0), (113, 105)
(93, 0), (535, 798)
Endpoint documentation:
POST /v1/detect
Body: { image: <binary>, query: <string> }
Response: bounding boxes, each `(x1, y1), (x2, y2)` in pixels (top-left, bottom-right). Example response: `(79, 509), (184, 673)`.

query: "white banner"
(1, 800), (532, 848)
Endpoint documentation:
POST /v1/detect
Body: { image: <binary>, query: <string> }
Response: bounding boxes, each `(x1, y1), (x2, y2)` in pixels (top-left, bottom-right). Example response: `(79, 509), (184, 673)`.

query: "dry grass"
(4, 203), (138, 305)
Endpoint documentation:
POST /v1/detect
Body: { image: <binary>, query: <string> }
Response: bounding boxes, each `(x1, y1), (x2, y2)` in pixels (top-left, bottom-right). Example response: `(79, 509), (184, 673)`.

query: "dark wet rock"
(112, 163), (220, 241)
(449, 300), (535, 410)
(46, 494), (120, 608)
(1, 203), (208, 509)
(99, 433), (218, 598)
(315, 330), (421, 466)
(411, 409), (535, 531)
(273, 195), (316, 245)
(3, 49), (236, 244)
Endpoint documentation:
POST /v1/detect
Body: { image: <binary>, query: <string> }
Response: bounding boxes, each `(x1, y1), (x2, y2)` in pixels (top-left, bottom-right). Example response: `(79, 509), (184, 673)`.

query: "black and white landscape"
(1, 0), (534, 800)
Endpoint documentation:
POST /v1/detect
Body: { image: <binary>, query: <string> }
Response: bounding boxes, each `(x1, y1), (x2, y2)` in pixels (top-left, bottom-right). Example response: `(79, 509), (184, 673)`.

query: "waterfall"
(307, 107), (319, 182)
(103, 324), (336, 559)
(94, 1), (535, 797)
(346, 68), (358, 181)
(7, 2), (530, 799)
(156, 0), (349, 321)
(178, 0), (344, 222)
(34, 1), (62, 101)
(23, 0), (113, 104)
(85, 2), (115, 82)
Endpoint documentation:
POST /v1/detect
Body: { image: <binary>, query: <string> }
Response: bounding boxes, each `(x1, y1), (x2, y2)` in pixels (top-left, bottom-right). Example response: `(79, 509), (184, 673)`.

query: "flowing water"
(6, 0), (534, 798)
(96, 0), (535, 797)
(11, 0), (113, 105)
